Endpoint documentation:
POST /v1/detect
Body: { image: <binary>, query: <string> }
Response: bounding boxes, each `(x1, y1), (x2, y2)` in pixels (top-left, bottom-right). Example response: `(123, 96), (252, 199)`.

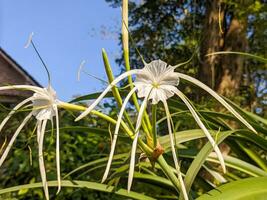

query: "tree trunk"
(199, 0), (224, 89)
(217, 17), (248, 96)
(199, 0), (248, 97)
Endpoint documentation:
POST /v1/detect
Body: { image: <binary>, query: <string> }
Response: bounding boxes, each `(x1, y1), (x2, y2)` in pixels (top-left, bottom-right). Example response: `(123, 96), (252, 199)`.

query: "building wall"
(0, 49), (40, 103)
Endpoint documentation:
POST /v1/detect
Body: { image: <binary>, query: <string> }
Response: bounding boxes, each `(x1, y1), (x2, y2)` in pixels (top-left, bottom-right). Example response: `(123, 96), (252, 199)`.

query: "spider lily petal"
(0, 112), (33, 166)
(176, 73), (256, 133)
(75, 69), (140, 121)
(0, 85), (45, 94)
(54, 105), (61, 194)
(102, 87), (138, 183)
(163, 100), (188, 200)
(0, 97), (32, 132)
(128, 94), (150, 192)
(38, 119), (49, 200)
(175, 89), (226, 173)
(0, 84), (62, 200)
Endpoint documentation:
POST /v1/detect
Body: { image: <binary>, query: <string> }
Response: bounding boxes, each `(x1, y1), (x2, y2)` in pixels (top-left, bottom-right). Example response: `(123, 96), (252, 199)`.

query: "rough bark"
(217, 17), (248, 96)
(199, 0), (224, 89)
(199, 0), (248, 97)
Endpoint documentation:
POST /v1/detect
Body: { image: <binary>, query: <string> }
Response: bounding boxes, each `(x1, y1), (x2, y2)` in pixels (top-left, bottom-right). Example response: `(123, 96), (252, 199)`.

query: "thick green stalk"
(152, 104), (157, 148)
(58, 102), (152, 156)
(157, 155), (181, 196)
(122, 0), (152, 132)
(102, 49), (151, 138)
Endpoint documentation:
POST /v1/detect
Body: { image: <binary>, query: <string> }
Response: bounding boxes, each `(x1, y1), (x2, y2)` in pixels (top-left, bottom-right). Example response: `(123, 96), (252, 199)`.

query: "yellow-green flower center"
(152, 82), (159, 88)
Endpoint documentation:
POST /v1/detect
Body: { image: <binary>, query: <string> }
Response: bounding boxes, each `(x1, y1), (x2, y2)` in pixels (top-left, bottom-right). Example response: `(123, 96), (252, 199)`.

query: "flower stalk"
(122, 0), (152, 132)
(152, 104), (157, 148)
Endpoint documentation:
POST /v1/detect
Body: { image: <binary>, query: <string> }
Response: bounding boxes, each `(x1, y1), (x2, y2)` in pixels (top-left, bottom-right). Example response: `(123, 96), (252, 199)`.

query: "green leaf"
(58, 126), (130, 142)
(231, 132), (267, 151)
(236, 141), (267, 171)
(182, 130), (239, 197)
(196, 177), (267, 200)
(69, 90), (128, 103)
(206, 153), (267, 177)
(64, 153), (128, 178)
(0, 180), (155, 200)
(158, 129), (206, 150)
(206, 51), (267, 64)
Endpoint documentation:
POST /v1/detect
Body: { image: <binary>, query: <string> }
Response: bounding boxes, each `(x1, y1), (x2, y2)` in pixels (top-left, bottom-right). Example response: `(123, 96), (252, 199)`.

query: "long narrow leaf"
(196, 177), (267, 200)
(0, 180), (155, 200)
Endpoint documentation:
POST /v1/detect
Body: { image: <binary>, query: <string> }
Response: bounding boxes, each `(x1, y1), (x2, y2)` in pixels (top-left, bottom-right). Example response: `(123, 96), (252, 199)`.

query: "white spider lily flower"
(134, 60), (179, 104)
(75, 59), (256, 199)
(0, 85), (62, 200)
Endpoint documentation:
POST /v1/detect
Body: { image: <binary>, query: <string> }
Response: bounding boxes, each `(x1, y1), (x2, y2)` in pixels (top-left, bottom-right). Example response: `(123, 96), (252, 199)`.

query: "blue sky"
(0, 0), (121, 101)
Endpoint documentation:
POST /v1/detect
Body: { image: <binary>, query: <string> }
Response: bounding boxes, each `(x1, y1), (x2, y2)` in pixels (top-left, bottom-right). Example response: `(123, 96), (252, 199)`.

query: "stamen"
(77, 60), (86, 81)
(77, 61), (108, 84)
(24, 33), (51, 85)
(24, 32), (34, 49)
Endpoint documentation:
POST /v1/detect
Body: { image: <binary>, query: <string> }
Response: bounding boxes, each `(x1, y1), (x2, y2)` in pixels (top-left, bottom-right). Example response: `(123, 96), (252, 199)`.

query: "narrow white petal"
(54, 106), (61, 194)
(175, 89), (226, 173)
(75, 85), (112, 121)
(177, 73), (256, 133)
(102, 87), (137, 183)
(0, 112), (32, 167)
(163, 100), (188, 200)
(0, 97), (32, 133)
(0, 85), (43, 93)
(127, 131), (139, 192)
(38, 119), (49, 200)
(36, 120), (42, 143)
(177, 170), (189, 200)
(75, 69), (140, 121)
(163, 101), (178, 168)
(128, 95), (149, 192)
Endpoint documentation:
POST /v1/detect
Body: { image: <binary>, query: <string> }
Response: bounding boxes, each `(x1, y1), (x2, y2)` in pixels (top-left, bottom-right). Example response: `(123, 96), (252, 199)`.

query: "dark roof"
(0, 47), (41, 87)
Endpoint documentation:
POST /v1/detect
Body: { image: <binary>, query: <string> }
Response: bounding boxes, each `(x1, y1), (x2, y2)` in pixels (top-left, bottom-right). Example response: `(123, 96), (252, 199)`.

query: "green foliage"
(196, 177), (267, 200)
(0, 1), (266, 199)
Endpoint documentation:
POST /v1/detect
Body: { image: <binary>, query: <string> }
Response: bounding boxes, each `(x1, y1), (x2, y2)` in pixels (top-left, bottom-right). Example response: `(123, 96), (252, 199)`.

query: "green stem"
(102, 49), (135, 132)
(157, 155), (181, 195)
(152, 104), (157, 148)
(102, 49), (152, 139)
(58, 102), (152, 155)
(122, 0), (152, 133)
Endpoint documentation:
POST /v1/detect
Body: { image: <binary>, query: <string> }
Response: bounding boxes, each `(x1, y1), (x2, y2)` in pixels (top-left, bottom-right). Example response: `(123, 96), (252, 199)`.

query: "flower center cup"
(134, 59), (180, 104)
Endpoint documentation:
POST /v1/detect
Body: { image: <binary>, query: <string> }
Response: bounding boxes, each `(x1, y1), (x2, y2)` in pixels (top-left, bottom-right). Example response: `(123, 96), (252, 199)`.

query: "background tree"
(105, 0), (267, 116)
